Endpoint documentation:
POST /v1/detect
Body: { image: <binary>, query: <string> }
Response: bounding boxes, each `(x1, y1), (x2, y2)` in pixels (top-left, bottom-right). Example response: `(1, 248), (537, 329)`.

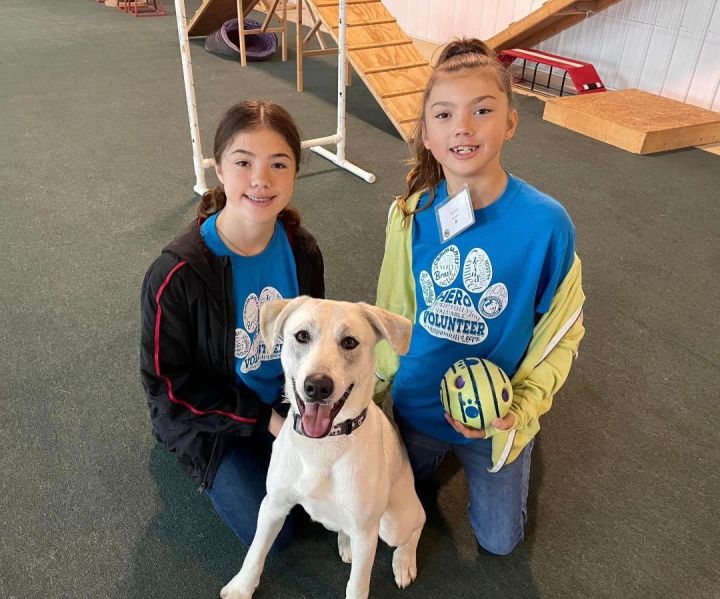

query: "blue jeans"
(205, 433), (294, 551)
(395, 415), (534, 556)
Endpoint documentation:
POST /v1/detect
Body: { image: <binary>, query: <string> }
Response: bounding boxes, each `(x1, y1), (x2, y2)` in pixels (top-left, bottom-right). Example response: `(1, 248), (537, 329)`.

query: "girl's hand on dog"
(269, 409), (286, 437)
(444, 412), (516, 439)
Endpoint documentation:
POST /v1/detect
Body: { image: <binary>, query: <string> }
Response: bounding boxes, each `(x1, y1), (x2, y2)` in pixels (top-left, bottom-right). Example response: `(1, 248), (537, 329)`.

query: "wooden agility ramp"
(487, 0), (624, 52)
(298, 0), (431, 142)
(544, 89), (720, 154)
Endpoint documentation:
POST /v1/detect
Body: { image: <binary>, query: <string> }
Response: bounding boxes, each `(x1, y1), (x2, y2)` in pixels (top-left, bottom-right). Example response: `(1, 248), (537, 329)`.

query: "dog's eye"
(341, 336), (359, 350)
(294, 330), (310, 343)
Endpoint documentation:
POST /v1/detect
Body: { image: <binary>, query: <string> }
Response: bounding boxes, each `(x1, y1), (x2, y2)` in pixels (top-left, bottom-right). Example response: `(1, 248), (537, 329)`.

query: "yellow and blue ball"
(440, 357), (513, 430)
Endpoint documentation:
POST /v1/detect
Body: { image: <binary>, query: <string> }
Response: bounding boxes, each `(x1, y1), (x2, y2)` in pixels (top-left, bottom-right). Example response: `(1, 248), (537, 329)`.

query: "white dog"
(221, 297), (425, 599)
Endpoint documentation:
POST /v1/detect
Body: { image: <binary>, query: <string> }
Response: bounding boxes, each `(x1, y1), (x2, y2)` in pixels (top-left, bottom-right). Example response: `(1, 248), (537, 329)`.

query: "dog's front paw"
(220, 575), (255, 599)
(344, 585), (370, 599)
(220, 586), (253, 599)
(220, 585), (252, 599)
(392, 545), (418, 589)
(337, 532), (352, 563)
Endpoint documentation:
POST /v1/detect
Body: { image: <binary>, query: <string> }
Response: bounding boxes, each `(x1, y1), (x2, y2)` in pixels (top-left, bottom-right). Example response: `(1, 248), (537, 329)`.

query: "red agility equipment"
(498, 48), (606, 96)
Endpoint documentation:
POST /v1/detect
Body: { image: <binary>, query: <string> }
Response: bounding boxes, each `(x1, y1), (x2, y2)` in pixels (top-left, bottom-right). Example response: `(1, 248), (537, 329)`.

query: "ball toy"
(440, 357), (513, 430)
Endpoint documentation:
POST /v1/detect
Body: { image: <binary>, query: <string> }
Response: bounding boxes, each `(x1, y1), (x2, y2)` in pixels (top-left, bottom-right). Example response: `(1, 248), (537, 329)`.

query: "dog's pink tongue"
(302, 402), (332, 438)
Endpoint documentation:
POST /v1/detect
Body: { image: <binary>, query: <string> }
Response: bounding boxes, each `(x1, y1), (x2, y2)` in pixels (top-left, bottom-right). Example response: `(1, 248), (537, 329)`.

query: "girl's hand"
(268, 409), (286, 437)
(444, 412), (516, 439)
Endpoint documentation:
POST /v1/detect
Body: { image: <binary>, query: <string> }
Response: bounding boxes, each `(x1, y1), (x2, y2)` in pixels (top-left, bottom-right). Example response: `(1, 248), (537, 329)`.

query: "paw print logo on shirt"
(234, 286), (283, 373)
(418, 245), (508, 345)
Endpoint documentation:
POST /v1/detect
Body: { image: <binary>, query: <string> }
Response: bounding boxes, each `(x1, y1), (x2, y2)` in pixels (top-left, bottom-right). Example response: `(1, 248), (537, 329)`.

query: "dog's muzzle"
(292, 379), (358, 438)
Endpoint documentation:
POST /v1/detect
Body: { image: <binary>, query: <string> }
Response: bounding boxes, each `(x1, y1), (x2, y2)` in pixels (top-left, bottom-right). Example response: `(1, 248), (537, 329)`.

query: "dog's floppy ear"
(260, 296), (312, 349)
(359, 304), (412, 356)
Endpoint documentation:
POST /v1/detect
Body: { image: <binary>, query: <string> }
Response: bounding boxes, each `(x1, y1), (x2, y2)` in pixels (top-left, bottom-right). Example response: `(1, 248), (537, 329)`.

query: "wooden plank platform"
(543, 89), (720, 154)
(487, 0), (623, 52)
(188, 0), (262, 37)
(306, 0), (431, 142)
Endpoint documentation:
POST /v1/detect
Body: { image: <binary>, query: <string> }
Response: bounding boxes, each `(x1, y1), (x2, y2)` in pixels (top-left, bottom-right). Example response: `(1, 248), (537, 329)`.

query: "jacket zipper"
(223, 257), (234, 375)
(199, 259), (232, 495)
(198, 434), (220, 494)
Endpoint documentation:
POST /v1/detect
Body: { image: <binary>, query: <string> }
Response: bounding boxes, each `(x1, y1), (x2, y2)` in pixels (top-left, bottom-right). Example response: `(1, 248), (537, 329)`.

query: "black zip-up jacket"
(140, 218), (324, 491)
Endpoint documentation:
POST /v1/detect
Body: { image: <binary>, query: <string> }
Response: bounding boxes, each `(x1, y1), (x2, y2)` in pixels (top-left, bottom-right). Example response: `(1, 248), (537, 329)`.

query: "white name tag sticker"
(435, 185), (475, 243)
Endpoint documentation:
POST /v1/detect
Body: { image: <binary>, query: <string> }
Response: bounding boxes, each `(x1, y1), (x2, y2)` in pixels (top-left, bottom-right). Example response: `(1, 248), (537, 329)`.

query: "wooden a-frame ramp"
(486, 0), (624, 51)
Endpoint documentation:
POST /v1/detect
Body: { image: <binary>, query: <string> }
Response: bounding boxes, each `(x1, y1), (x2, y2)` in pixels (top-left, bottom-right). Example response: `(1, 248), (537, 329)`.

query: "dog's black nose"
(304, 374), (334, 401)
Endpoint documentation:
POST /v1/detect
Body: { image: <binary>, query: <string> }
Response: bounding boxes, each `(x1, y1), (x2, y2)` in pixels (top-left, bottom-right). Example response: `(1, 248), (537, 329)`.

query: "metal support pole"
(306, 0), (375, 183)
(174, 0), (208, 195)
(560, 71), (569, 97)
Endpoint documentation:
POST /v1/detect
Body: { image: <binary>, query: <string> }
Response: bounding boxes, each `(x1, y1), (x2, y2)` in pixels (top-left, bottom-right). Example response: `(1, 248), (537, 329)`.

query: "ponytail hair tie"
(436, 38), (495, 66)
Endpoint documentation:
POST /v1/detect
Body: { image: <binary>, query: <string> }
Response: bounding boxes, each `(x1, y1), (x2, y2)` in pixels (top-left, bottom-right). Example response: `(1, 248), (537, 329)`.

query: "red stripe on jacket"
(154, 260), (257, 424)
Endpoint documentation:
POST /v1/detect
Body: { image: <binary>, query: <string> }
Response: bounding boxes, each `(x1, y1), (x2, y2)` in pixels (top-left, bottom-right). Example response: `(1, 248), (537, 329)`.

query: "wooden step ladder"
(188, 0), (262, 36)
(297, 0), (431, 142)
(188, 0), (288, 66)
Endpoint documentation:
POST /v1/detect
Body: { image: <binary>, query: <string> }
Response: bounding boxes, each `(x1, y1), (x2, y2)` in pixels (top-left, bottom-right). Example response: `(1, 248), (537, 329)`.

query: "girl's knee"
(468, 507), (525, 556)
(474, 530), (524, 556)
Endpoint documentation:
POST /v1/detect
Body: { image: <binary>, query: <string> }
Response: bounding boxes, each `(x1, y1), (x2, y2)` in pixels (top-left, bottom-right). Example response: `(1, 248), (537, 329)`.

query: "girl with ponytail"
(376, 38), (585, 556)
(140, 100), (324, 551)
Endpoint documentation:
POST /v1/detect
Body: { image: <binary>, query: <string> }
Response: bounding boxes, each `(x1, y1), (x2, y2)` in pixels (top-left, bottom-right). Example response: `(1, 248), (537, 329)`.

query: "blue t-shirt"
(392, 175), (575, 443)
(201, 212), (299, 403)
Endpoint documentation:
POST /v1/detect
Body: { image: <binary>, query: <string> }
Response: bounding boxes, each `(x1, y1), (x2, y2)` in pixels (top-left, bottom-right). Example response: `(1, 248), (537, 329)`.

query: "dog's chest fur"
(267, 406), (396, 530)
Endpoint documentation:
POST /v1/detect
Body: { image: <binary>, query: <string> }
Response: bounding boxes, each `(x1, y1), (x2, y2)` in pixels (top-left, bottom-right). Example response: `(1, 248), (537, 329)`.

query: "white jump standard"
(173, 0), (374, 195)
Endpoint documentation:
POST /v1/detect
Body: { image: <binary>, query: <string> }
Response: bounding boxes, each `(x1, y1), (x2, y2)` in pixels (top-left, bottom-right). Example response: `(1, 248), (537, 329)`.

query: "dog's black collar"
(293, 407), (368, 437)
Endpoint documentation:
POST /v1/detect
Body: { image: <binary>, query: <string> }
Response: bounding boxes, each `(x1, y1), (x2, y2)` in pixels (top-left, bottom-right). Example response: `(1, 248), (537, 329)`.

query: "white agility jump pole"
(174, 0), (375, 195)
(299, 0), (375, 182)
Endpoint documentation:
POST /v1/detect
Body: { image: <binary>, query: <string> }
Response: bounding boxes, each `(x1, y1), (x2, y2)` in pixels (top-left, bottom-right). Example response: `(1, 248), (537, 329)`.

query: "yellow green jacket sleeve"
(489, 255), (585, 471)
(374, 194), (421, 404)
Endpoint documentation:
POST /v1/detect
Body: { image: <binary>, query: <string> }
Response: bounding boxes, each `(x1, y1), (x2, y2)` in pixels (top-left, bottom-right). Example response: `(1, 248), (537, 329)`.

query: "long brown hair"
(397, 38), (513, 225)
(197, 100), (302, 234)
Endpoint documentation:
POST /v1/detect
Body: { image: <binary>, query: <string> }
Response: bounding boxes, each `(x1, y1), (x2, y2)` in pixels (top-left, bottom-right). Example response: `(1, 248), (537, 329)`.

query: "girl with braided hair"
(375, 39), (585, 555)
